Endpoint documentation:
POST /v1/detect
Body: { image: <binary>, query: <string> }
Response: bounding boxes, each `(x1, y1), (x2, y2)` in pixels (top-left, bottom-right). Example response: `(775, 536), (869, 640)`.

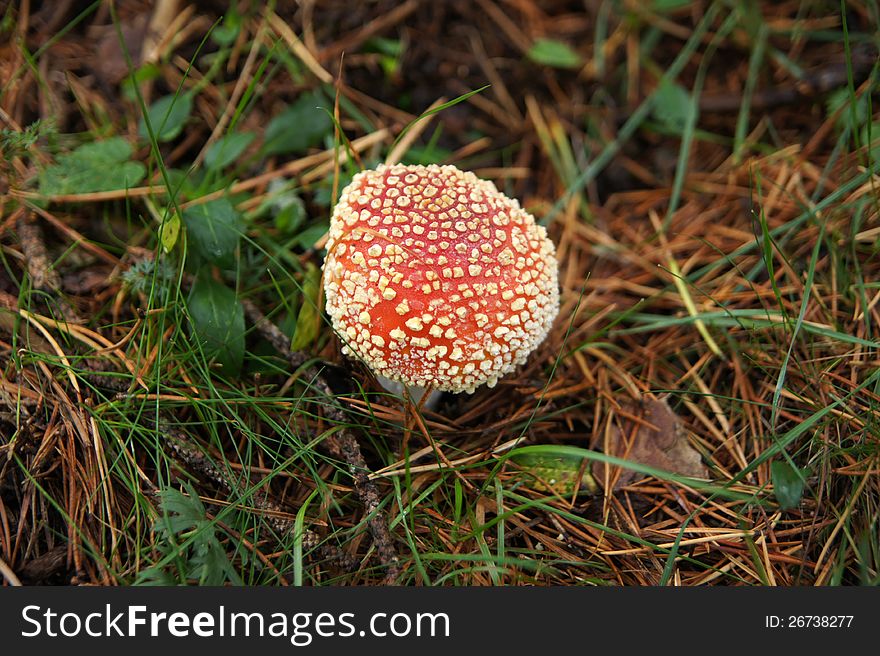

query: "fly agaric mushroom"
(322, 163), (559, 398)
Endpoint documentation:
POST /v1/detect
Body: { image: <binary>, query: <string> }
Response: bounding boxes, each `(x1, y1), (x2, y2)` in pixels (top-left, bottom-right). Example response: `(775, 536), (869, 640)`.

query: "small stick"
(15, 211), (61, 292)
(149, 411), (358, 572)
(241, 299), (401, 583)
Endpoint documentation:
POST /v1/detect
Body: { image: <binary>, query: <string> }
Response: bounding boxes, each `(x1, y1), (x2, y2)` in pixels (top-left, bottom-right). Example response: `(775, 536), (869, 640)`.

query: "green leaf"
(526, 38), (583, 69)
(274, 194), (306, 235)
(121, 63), (161, 102)
(155, 485), (210, 534)
(262, 91), (333, 156)
(826, 88), (869, 133)
(652, 78), (692, 130)
(205, 131), (255, 170)
(159, 211), (181, 253)
(770, 460), (805, 510)
(38, 137), (146, 196)
(211, 11), (241, 46)
(139, 92), (193, 143)
(147, 484), (243, 586)
(511, 453), (597, 496)
(182, 198), (242, 266)
(187, 275), (245, 376)
(290, 263), (322, 351)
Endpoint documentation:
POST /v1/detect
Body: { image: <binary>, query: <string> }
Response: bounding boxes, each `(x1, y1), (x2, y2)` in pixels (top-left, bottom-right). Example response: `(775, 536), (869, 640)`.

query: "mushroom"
(322, 163), (559, 404)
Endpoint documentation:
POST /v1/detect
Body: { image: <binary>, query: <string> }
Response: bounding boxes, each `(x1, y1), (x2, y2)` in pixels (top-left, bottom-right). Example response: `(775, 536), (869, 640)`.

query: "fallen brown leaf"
(592, 395), (708, 490)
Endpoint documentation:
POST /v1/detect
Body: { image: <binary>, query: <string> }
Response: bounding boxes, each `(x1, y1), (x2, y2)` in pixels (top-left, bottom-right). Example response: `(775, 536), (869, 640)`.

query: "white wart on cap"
(323, 163), (560, 394)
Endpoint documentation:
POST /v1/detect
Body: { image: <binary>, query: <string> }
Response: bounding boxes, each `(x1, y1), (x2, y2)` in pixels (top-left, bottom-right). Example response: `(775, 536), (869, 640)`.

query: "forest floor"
(1, 0), (879, 586)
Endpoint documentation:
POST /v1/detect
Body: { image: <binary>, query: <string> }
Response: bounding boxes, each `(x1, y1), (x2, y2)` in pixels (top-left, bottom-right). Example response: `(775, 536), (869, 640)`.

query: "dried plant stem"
(242, 299), (401, 584)
(148, 411), (359, 573)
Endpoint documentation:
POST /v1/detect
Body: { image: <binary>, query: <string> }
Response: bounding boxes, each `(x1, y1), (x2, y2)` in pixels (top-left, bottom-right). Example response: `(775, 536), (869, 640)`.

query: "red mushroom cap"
(323, 164), (559, 393)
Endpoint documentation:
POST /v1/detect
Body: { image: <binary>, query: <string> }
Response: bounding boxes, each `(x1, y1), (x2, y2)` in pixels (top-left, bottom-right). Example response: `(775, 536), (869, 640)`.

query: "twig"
(699, 48), (876, 113)
(148, 411), (358, 572)
(316, 0), (420, 64)
(242, 299), (401, 584)
(15, 211), (61, 292)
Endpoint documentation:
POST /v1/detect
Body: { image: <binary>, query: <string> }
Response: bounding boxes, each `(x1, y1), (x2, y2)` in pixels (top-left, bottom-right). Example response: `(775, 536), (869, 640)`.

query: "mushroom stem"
(377, 375), (441, 411)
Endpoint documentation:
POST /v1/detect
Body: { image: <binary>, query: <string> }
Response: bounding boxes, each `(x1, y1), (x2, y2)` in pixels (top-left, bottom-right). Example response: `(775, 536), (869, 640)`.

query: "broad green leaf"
(38, 137), (146, 196)
(511, 453), (597, 496)
(182, 198), (242, 266)
(770, 460), (805, 510)
(652, 78), (692, 130)
(262, 91), (333, 156)
(526, 38), (583, 69)
(290, 263), (322, 351)
(139, 92), (193, 143)
(187, 275), (245, 376)
(205, 131), (255, 170)
(159, 211), (181, 253)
